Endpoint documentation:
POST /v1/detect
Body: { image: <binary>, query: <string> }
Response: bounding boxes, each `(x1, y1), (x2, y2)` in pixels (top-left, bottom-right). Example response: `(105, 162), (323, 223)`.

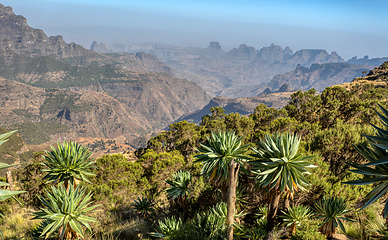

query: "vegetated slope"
(9, 61), (388, 239)
(179, 90), (294, 124)
(0, 126), (33, 168)
(0, 78), (146, 145)
(106, 42), (346, 97)
(0, 4), (211, 147)
(266, 62), (373, 92)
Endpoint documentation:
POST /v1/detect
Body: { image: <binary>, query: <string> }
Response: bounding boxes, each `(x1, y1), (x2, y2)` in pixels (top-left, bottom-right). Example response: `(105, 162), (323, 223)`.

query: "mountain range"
(1, 2), (387, 155)
(93, 42), (387, 98)
(0, 4), (210, 149)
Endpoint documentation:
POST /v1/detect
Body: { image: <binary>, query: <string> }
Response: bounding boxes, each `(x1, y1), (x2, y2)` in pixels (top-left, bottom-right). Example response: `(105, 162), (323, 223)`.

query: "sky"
(2, 0), (388, 59)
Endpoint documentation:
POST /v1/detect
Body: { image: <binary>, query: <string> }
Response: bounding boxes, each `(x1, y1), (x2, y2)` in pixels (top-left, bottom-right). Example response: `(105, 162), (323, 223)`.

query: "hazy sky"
(2, 0), (388, 59)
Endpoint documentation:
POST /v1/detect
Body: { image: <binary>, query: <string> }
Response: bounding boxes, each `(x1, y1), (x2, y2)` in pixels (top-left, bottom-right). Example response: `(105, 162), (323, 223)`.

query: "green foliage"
(314, 196), (353, 238)
(172, 210), (227, 240)
(290, 219), (326, 240)
(166, 170), (192, 200)
(42, 141), (96, 188)
(12, 152), (48, 207)
(280, 205), (312, 230)
(91, 154), (144, 204)
(250, 132), (316, 196)
(30, 219), (57, 239)
(194, 130), (249, 187)
(131, 197), (156, 219)
(149, 216), (183, 238)
(0, 127), (30, 167)
(32, 185), (99, 239)
(0, 130), (26, 238)
(140, 150), (186, 195)
(344, 104), (388, 217)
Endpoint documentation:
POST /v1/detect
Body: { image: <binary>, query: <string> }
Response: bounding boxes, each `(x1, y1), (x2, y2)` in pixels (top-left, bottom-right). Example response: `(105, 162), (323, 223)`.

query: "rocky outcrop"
(0, 3), (212, 147)
(267, 63), (372, 92)
(119, 41), (348, 97)
(0, 4), (96, 60)
(347, 55), (388, 67)
(90, 41), (112, 53)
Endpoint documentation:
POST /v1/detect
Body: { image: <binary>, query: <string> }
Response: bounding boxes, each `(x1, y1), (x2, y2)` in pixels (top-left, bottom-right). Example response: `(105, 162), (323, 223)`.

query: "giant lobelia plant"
(250, 132), (316, 233)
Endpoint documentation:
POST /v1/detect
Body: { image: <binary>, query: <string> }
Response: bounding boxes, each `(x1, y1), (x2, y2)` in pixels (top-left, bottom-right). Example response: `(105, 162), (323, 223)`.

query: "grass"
(1, 205), (40, 239)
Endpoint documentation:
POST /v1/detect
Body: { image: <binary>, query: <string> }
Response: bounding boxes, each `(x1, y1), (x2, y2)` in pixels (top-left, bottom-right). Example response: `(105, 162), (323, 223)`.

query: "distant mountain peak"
(207, 41), (222, 50)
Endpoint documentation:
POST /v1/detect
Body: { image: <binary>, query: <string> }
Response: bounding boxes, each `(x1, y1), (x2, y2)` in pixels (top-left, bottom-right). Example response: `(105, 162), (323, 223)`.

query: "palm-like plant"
(344, 105), (388, 218)
(0, 130), (26, 239)
(32, 185), (99, 240)
(195, 131), (249, 187)
(42, 141), (95, 190)
(314, 196), (353, 239)
(280, 205), (312, 235)
(166, 170), (192, 200)
(250, 132), (316, 232)
(195, 130), (249, 239)
(131, 197), (156, 219)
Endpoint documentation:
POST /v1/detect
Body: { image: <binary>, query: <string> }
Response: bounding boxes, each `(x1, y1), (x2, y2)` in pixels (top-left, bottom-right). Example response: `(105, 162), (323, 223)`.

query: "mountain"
(0, 4), (211, 147)
(101, 42), (346, 97)
(347, 55), (388, 66)
(266, 62), (373, 92)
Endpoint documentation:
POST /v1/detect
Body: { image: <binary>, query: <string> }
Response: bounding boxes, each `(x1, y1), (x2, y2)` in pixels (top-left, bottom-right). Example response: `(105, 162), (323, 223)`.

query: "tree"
(34, 141), (99, 239)
(194, 130), (249, 240)
(250, 132), (315, 234)
(42, 141), (95, 190)
(0, 130), (26, 239)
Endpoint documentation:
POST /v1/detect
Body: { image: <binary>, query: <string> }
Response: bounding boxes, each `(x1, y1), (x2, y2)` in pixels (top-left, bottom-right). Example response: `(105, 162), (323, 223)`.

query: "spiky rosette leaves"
(250, 132), (316, 196)
(314, 196), (353, 238)
(131, 197), (156, 219)
(32, 185), (99, 239)
(42, 141), (95, 188)
(280, 205), (312, 234)
(194, 130), (249, 186)
(166, 170), (192, 200)
(344, 105), (388, 217)
(149, 216), (183, 238)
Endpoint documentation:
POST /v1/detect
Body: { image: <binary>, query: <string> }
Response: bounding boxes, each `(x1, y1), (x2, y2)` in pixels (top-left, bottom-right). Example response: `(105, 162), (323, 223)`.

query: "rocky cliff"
(0, 3), (211, 147)
(114, 42), (346, 97)
(266, 63), (372, 92)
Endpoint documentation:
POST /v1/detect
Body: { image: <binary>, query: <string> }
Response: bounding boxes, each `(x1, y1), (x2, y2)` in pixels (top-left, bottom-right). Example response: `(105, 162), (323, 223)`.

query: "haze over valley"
(0, 0), (387, 154)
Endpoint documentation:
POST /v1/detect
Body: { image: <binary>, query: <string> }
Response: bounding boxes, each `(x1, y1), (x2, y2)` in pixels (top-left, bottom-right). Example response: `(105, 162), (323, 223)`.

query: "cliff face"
(121, 42), (346, 97)
(0, 3), (211, 147)
(267, 63), (372, 92)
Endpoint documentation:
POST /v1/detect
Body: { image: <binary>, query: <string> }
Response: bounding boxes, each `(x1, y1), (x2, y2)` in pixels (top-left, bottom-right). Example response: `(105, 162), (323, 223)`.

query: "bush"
(290, 219), (326, 240)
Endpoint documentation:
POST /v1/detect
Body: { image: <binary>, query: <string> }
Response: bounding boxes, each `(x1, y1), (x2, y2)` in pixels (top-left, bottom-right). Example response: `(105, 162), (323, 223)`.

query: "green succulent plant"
(344, 105), (388, 218)
(149, 216), (183, 239)
(194, 130), (249, 187)
(32, 185), (99, 240)
(280, 205), (312, 235)
(250, 132), (315, 232)
(314, 196), (353, 238)
(42, 141), (95, 189)
(166, 170), (192, 200)
(131, 197), (156, 219)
